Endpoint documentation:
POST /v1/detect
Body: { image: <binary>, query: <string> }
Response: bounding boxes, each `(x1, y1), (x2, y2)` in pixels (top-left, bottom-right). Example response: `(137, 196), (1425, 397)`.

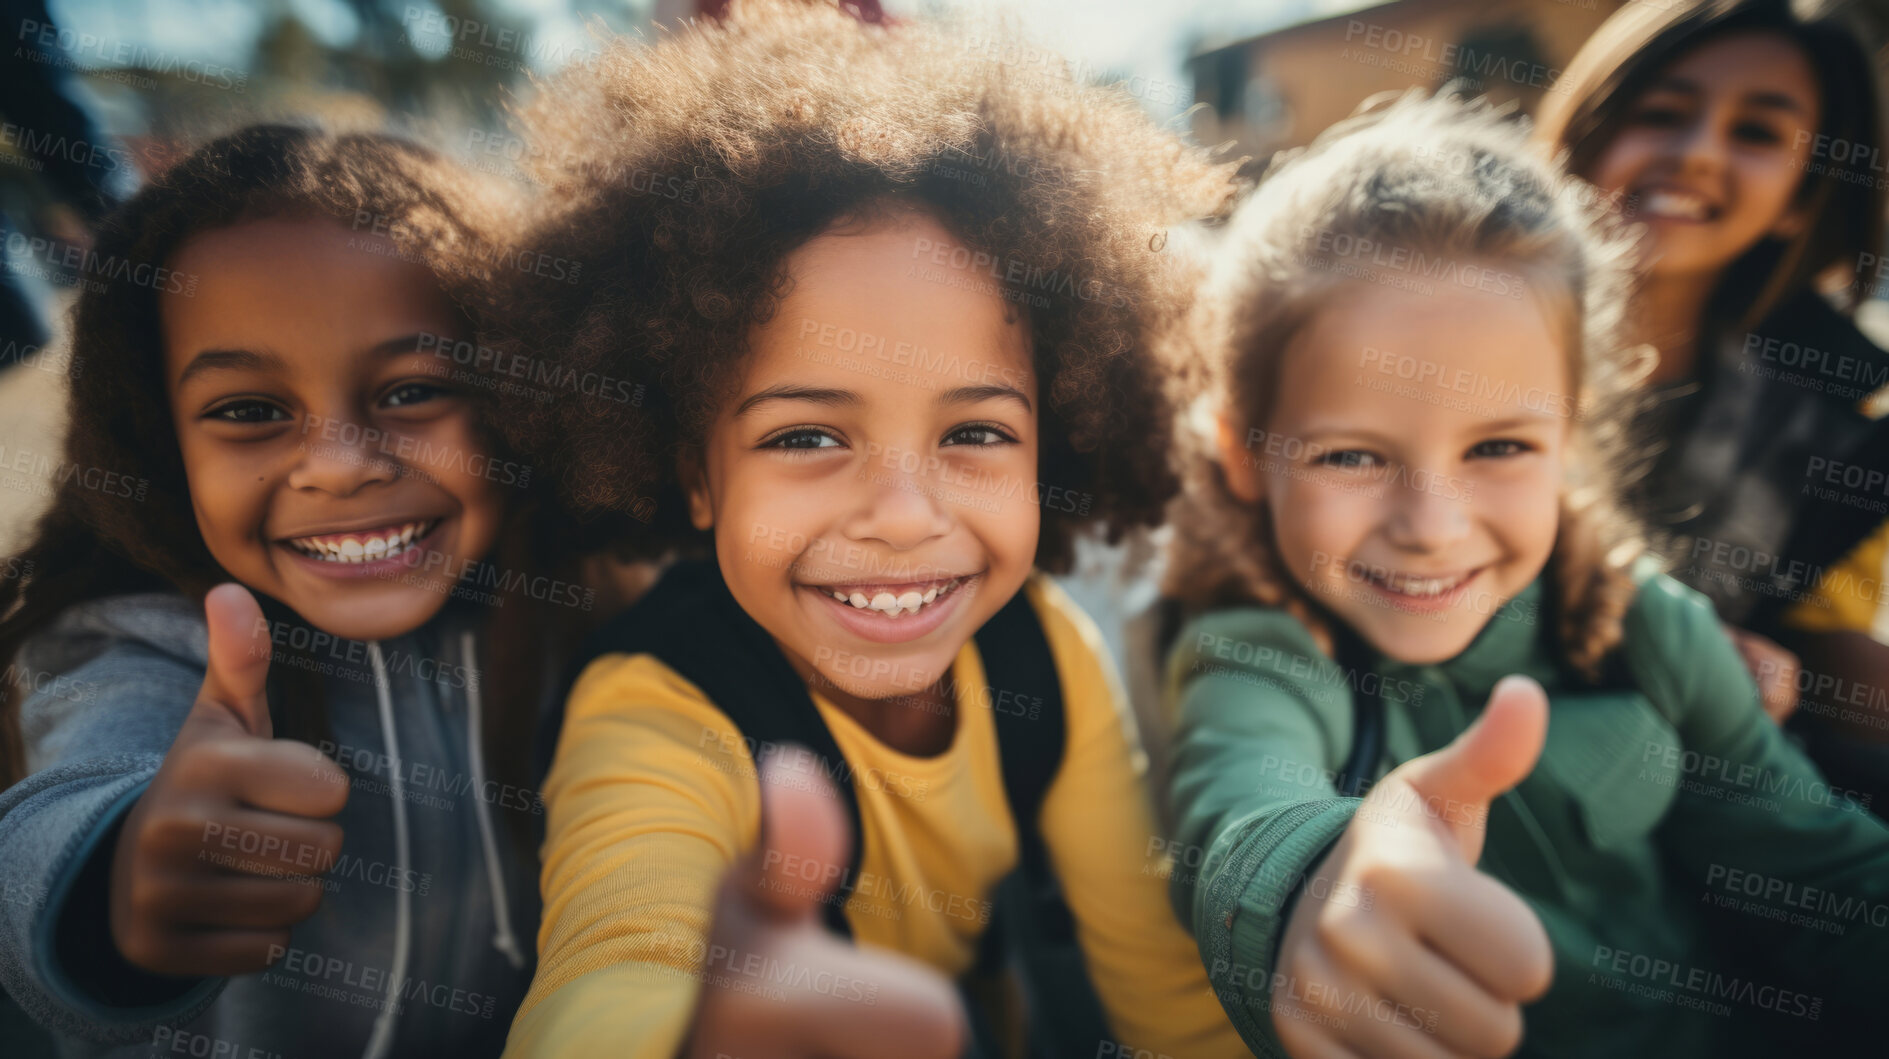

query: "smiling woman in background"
(1538, 0), (1889, 803)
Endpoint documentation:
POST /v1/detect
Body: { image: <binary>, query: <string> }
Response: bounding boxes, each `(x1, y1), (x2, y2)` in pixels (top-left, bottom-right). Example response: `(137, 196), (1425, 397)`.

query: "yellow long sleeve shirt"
(505, 573), (1247, 1059)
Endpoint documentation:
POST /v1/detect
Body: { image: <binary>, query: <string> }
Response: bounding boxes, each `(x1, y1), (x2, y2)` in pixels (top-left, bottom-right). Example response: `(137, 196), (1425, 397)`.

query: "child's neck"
(796, 658), (959, 757)
(1631, 270), (1719, 385)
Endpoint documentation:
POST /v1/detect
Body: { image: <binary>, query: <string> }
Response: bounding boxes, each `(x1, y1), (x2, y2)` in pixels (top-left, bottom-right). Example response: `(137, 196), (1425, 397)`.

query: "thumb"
(195, 583), (274, 739)
(739, 746), (854, 922)
(1390, 674), (1548, 859)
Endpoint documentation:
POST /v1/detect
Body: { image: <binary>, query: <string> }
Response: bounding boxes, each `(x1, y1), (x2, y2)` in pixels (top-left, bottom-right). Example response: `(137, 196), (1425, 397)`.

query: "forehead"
(1652, 30), (1820, 110)
(739, 212), (1035, 400)
(160, 217), (460, 381)
(1276, 279), (1570, 429)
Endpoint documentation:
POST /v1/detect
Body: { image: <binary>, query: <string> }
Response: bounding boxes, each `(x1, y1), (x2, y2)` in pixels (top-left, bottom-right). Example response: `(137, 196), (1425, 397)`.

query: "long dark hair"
(1537, 0), (1887, 329)
(0, 125), (588, 830)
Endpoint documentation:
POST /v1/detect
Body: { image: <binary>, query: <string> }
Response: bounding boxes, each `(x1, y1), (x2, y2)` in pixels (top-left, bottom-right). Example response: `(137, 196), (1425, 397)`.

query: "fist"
(109, 584), (351, 976)
(683, 748), (966, 1059)
(1272, 676), (1556, 1058)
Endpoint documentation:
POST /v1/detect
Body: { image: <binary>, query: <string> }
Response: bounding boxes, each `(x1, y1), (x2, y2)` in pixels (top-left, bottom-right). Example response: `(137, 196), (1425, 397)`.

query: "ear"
(1215, 409), (1264, 504)
(678, 446), (714, 531)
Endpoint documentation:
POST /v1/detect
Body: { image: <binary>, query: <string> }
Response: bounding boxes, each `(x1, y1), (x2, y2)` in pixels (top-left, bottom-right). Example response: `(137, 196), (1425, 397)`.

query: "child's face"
(1223, 279), (1571, 665)
(162, 217), (504, 642)
(1587, 31), (1820, 281)
(686, 210), (1039, 706)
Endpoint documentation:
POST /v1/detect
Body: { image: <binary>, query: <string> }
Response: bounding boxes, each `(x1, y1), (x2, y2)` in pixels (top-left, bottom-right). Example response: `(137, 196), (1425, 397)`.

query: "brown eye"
(942, 424), (1016, 447)
(760, 427), (842, 451)
(208, 399), (288, 424)
(1630, 105), (1686, 129)
(383, 382), (447, 407)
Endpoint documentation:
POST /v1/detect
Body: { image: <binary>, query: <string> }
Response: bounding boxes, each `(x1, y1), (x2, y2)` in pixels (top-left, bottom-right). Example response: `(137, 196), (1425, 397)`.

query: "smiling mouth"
(1355, 564), (1483, 599)
(1632, 188), (1718, 223)
(812, 575), (971, 619)
(281, 519), (441, 564)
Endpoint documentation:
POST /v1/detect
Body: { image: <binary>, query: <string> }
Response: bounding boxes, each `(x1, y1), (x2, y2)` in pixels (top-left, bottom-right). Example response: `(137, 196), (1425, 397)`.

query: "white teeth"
(1379, 573), (1465, 597)
(285, 519), (436, 564)
(825, 577), (964, 617)
(1641, 190), (1709, 221)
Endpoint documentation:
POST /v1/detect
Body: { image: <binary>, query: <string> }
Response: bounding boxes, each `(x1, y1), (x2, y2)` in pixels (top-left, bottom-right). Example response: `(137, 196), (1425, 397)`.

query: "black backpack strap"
(973, 588), (1066, 884)
(970, 583), (1112, 1058)
(539, 558), (863, 938)
(1330, 630), (1385, 798)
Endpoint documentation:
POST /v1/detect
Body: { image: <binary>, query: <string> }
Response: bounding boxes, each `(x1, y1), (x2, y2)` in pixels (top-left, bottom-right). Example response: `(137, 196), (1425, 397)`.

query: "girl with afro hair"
(485, 2), (1250, 1057)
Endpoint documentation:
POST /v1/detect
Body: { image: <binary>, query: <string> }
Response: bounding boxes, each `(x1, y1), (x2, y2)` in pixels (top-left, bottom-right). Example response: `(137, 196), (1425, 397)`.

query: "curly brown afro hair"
(481, 0), (1242, 574)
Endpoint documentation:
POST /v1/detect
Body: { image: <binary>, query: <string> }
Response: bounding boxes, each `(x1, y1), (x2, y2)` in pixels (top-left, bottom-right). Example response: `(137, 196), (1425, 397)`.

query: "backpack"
(538, 559), (1112, 1058)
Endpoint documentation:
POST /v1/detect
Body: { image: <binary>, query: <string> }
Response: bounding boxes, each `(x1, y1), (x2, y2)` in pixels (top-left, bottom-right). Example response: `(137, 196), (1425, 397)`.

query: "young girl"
(1163, 93), (1889, 1059)
(0, 125), (590, 1058)
(1536, 0), (1889, 741)
(480, 4), (1248, 1057)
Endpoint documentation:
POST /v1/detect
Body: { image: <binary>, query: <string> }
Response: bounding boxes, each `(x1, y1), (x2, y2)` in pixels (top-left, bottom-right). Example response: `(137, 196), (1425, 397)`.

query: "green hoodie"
(1164, 570), (1889, 1058)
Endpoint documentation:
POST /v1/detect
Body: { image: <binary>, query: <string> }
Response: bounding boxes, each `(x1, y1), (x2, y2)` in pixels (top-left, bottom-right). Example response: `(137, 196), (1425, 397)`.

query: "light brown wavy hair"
(1165, 92), (1655, 680)
(480, 0), (1242, 573)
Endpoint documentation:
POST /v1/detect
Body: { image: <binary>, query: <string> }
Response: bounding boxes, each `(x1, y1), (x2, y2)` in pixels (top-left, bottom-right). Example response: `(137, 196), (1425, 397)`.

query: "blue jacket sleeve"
(0, 604), (226, 1042)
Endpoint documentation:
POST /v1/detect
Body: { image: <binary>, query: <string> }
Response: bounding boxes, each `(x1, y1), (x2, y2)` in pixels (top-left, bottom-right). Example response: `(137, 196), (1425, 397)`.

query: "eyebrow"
(175, 333), (440, 386)
(1295, 412), (1559, 444)
(733, 382), (1033, 419)
(937, 384), (1032, 414)
(1647, 77), (1807, 114)
(176, 348), (280, 385)
(733, 385), (863, 418)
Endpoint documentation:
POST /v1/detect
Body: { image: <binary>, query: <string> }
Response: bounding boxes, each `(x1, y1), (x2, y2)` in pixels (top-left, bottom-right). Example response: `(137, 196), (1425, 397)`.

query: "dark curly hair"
(480, 0), (1243, 573)
(1165, 92), (1655, 681)
(0, 125), (585, 805)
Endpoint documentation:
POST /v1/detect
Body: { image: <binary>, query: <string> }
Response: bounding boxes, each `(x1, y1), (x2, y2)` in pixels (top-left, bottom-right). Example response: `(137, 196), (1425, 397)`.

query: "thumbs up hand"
(108, 584), (351, 976)
(1270, 676), (1556, 1059)
(684, 747), (966, 1059)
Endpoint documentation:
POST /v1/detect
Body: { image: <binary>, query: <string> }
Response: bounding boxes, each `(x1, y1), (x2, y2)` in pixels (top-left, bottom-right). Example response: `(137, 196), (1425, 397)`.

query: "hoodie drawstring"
(462, 629), (526, 969)
(362, 642), (412, 1059)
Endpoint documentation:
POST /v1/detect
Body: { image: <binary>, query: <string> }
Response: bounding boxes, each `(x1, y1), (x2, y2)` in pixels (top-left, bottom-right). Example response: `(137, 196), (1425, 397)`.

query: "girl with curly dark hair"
(0, 124), (593, 1058)
(484, 3), (1248, 1057)
(1162, 91), (1889, 1059)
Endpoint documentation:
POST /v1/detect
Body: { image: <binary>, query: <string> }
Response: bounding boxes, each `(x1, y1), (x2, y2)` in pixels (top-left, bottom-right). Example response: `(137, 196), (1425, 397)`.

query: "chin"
(299, 595), (445, 643)
(1357, 624), (1479, 667)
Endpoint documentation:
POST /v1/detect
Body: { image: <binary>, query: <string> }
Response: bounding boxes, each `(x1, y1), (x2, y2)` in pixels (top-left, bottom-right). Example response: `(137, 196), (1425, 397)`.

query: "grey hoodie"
(0, 592), (544, 1059)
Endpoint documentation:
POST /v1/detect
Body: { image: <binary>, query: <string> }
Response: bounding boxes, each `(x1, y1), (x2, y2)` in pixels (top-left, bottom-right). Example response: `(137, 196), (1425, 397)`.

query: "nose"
(286, 415), (400, 496)
(1670, 115), (1729, 180)
(1381, 469), (1471, 554)
(842, 457), (953, 551)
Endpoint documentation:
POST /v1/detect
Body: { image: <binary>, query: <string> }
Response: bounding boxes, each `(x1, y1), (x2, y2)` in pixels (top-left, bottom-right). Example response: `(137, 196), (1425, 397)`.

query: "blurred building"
(1189, 0), (1889, 175)
(1187, 0), (1627, 172)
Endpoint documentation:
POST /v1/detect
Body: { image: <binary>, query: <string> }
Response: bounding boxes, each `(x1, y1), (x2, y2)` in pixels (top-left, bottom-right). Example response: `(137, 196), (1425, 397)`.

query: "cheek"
(1490, 465), (1564, 559)
(1587, 136), (1654, 194)
(1738, 157), (1807, 220)
(1269, 481), (1364, 578)
(179, 439), (265, 546)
